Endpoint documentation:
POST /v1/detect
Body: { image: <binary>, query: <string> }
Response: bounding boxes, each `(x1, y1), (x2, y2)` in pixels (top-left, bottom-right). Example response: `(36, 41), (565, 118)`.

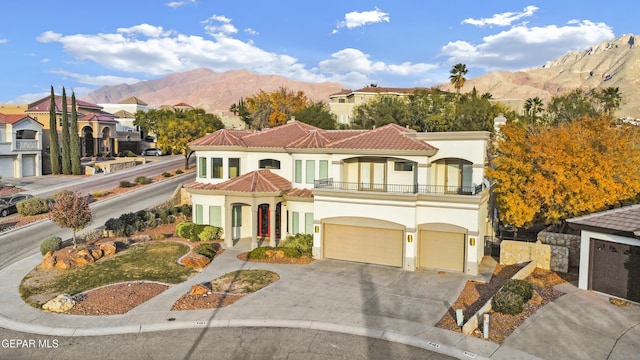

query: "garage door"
(591, 239), (640, 303)
(22, 155), (36, 177)
(0, 157), (14, 178)
(419, 230), (465, 272)
(324, 224), (403, 267)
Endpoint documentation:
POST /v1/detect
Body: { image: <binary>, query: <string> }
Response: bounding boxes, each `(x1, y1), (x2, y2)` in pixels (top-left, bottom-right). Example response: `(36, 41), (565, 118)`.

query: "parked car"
(142, 148), (163, 156)
(0, 194), (34, 217)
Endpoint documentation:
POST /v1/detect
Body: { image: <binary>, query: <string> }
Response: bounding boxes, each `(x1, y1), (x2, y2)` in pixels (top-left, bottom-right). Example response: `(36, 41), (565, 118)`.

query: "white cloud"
(441, 20), (614, 71)
(117, 24), (173, 38)
(334, 8), (389, 33)
(49, 69), (140, 86)
(0, 38), (7, 44)
(463, 6), (539, 27)
(202, 15), (238, 37)
(166, 0), (197, 8)
(388, 62), (439, 75)
(319, 48), (385, 74)
(244, 28), (258, 36)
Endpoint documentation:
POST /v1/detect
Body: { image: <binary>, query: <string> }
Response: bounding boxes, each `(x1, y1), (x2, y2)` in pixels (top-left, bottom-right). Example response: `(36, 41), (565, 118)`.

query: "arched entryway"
(82, 126), (94, 156)
(101, 127), (112, 156)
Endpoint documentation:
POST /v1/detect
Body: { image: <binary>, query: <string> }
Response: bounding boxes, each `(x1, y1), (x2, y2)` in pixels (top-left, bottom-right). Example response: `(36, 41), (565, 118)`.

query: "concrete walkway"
(0, 236), (638, 359)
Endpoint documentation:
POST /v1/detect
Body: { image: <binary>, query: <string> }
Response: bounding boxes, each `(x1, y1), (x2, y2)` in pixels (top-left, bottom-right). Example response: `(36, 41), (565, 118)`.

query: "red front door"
(258, 204), (270, 237)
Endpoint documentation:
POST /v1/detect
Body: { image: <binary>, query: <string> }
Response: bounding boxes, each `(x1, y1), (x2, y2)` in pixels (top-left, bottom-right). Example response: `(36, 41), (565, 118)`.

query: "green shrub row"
(492, 279), (534, 315)
(104, 205), (191, 237)
(134, 176), (151, 185)
(17, 197), (51, 216)
(175, 221), (223, 242)
(280, 233), (313, 256)
(246, 246), (303, 260)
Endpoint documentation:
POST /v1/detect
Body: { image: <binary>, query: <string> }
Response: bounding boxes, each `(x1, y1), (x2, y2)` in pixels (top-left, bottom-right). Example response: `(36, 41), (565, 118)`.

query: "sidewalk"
(0, 237), (637, 360)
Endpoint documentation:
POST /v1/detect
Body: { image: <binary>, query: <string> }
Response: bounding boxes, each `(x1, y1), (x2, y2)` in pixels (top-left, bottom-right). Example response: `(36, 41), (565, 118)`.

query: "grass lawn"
(20, 242), (195, 308)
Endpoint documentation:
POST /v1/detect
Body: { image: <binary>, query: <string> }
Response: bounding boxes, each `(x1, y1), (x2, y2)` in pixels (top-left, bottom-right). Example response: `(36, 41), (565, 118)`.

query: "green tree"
(545, 89), (600, 125)
(229, 97), (252, 129)
(48, 86), (61, 175)
(60, 87), (71, 174)
(523, 96), (544, 121)
(352, 95), (409, 129)
(69, 92), (82, 175)
(595, 86), (622, 117)
(449, 63), (468, 94)
(155, 108), (225, 169)
(49, 190), (92, 249)
(452, 90), (496, 131)
(293, 101), (337, 129)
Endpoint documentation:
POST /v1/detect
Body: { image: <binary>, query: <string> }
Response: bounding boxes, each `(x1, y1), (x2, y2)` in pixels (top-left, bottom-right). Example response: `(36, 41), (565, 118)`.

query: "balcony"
(15, 139), (39, 151)
(314, 179), (485, 195)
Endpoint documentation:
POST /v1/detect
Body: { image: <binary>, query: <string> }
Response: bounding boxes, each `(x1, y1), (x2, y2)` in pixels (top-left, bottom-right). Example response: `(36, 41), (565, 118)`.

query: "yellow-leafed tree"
(245, 87), (308, 129)
(489, 116), (640, 228)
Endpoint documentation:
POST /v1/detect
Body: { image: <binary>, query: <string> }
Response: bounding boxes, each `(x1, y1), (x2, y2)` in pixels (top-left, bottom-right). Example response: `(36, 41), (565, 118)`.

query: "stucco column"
(15, 153), (22, 178)
(224, 204), (233, 248)
(251, 205), (258, 250)
(269, 201), (277, 247)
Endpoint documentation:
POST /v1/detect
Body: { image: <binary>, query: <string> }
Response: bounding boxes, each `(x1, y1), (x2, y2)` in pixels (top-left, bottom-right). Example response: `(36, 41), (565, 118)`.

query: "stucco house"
(0, 114), (43, 179)
(184, 120), (492, 275)
(568, 205), (640, 303)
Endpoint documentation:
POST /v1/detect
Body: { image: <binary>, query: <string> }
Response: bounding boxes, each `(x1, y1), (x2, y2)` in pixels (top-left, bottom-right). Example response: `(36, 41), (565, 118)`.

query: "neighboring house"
(99, 96), (150, 139)
(328, 87), (427, 126)
(0, 114), (43, 178)
(568, 205), (640, 303)
(185, 120), (492, 275)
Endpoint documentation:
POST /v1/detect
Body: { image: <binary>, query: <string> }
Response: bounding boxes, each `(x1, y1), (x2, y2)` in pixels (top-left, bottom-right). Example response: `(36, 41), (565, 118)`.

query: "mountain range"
(83, 34), (640, 118)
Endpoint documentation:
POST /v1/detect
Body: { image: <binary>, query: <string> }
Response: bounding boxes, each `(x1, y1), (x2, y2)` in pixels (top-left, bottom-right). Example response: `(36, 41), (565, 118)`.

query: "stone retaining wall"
(537, 231), (581, 268)
(500, 240), (569, 273)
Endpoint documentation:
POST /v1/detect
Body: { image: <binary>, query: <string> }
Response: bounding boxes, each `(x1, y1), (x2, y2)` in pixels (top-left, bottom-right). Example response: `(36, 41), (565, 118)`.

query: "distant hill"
(439, 34), (640, 118)
(82, 68), (346, 115)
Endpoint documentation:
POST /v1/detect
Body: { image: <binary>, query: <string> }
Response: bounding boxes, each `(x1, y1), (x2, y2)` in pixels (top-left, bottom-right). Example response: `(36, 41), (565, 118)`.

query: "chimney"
(493, 113), (506, 132)
(287, 116), (296, 123)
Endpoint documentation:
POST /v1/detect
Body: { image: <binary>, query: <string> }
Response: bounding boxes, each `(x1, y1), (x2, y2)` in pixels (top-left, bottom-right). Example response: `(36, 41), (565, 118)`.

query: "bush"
(161, 172), (173, 178)
(175, 169), (184, 174)
(178, 204), (192, 218)
(193, 243), (217, 259)
(134, 176), (151, 185)
(40, 236), (62, 255)
(119, 180), (133, 188)
(279, 247), (302, 258)
(176, 221), (196, 239)
(492, 289), (526, 315)
(280, 233), (313, 256)
(125, 150), (137, 157)
(198, 225), (223, 241)
(246, 246), (274, 260)
(17, 197), (50, 216)
(90, 190), (107, 198)
(501, 279), (534, 301)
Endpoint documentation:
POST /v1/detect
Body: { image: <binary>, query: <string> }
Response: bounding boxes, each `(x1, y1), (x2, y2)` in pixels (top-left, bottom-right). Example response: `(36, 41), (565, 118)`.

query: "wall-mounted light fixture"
(314, 225), (319, 233)
(469, 237), (476, 246)
(407, 234), (413, 243)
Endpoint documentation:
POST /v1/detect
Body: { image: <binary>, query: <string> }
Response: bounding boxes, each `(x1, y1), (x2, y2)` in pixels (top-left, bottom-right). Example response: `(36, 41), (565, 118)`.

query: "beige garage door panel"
(420, 230), (465, 272)
(324, 224), (403, 267)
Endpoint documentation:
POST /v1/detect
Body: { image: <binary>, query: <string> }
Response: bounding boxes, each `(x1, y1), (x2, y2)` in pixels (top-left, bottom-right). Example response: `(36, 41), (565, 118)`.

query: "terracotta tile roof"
(285, 188), (314, 198)
(323, 129), (367, 141)
(568, 204), (640, 237)
(27, 95), (102, 112)
(0, 113), (36, 125)
(119, 96), (147, 105)
(184, 170), (292, 193)
(113, 110), (135, 118)
(79, 112), (117, 123)
(241, 121), (322, 148)
(329, 89), (353, 97)
(189, 129), (249, 147)
(285, 130), (331, 149)
(326, 123), (438, 151)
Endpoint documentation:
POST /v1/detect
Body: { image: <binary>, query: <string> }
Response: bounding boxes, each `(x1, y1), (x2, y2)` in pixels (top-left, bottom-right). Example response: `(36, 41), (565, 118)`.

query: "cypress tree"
(60, 87), (72, 174)
(48, 86), (61, 175)
(70, 92), (82, 175)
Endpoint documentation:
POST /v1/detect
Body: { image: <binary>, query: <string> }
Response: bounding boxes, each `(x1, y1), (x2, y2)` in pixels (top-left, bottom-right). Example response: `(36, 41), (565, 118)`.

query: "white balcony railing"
(314, 178), (484, 195)
(15, 139), (39, 151)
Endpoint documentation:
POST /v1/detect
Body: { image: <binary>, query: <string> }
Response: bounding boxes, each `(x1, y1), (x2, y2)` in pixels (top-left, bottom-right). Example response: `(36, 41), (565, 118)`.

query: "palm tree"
(598, 87), (622, 116)
(449, 63), (468, 94)
(524, 96), (544, 118)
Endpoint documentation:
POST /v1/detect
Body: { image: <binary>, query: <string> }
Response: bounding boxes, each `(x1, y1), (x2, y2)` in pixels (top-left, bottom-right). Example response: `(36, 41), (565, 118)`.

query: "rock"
(99, 242), (117, 257)
(89, 247), (103, 260)
(182, 253), (211, 269)
(54, 259), (70, 270)
(42, 294), (75, 313)
(275, 250), (285, 259)
(265, 250), (274, 257)
(73, 250), (95, 267)
(189, 283), (211, 295)
(40, 252), (56, 270)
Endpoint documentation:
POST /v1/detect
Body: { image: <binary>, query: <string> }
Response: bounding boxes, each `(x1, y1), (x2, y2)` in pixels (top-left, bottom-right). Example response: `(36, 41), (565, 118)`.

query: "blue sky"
(0, 1), (634, 103)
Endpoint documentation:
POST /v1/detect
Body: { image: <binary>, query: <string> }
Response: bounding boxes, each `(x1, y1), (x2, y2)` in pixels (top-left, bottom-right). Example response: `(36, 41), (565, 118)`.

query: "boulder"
(189, 283), (211, 295)
(89, 247), (103, 260)
(265, 250), (274, 257)
(40, 252), (56, 270)
(182, 253), (211, 269)
(99, 242), (117, 257)
(54, 259), (70, 270)
(275, 250), (285, 259)
(73, 250), (95, 267)
(42, 294), (75, 313)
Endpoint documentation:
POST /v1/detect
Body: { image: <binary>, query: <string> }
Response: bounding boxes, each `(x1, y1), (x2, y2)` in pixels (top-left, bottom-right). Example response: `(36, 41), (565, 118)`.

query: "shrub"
(17, 197), (50, 216)
(90, 190), (107, 198)
(246, 246), (274, 260)
(193, 243), (217, 259)
(161, 172), (173, 178)
(279, 247), (302, 258)
(134, 176), (151, 185)
(198, 225), (223, 241)
(492, 289), (526, 315)
(280, 233), (313, 256)
(178, 204), (192, 218)
(501, 279), (534, 301)
(119, 180), (133, 188)
(176, 221), (207, 241)
(125, 150), (137, 157)
(105, 218), (127, 236)
(40, 236), (62, 255)
(175, 169), (184, 174)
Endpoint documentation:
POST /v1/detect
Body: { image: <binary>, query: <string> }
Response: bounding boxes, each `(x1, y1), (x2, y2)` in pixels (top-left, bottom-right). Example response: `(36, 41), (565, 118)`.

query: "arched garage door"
(324, 222), (403, 267)
(419, 230), (465, 272)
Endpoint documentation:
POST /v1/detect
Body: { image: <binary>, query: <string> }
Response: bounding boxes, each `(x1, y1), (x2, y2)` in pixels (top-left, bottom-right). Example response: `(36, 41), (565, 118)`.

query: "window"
(305, 160), (315, 184)
(319, 160), (328, 179)
(394, 161), (414, 172)
(292, 212), (300, 234)
(359, 159), (386, 191)
(338, 98), (345, 103)
(229, 158), (240, 178)
(259, 159), (281, 169)
(295, 160), (302, 183)
(209, 206), (222, 227)
(195, 204), (203, 224)
(211, 158), (223, 179)
(198, 157), (206, 178)
(305, 213), (314, 235)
